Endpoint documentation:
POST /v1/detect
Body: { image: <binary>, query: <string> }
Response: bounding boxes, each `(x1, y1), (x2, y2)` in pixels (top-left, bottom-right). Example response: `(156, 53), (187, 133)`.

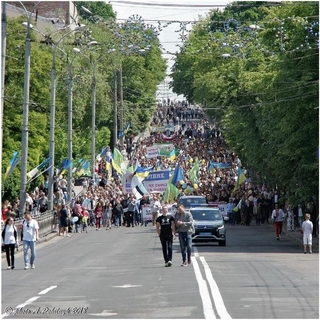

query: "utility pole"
(113, 69), (118, 148)
(119, 64), (124, 147)
(0, 2), (7, 213)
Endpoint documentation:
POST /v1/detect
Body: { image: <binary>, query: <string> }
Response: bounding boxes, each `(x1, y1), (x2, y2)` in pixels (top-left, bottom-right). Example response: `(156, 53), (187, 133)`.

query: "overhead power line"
(109, 1), (228, 8)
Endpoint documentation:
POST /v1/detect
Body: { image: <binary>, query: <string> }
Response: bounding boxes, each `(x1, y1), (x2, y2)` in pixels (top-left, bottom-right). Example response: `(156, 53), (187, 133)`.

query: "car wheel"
(219, 240), (226, 246)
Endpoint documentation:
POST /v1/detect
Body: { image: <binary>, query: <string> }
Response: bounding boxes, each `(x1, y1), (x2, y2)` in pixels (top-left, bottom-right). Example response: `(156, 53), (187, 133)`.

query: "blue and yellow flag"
(4, 151), (20, 180)
(234, 167), (246, 191)
(171, 163), (184, 186)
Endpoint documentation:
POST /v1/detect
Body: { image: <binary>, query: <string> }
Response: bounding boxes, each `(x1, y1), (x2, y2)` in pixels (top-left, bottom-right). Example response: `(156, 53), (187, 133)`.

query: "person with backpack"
(1, 217), (19, 269)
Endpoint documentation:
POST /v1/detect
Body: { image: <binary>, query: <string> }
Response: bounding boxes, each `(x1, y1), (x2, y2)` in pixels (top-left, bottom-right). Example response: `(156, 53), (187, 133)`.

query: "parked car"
(190, 206), (226, 246)
(178, 195), (207, 210)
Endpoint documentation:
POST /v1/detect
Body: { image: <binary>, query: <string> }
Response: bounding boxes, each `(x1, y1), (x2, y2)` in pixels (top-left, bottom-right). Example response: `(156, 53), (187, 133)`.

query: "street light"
(1, 2), (7, 213)
(46, 26), (86, 211)
(19, 1), (41, 216)
(75, 49), (97, 179)
(67, 47), (80, 201)
(20, 22), (86, 211)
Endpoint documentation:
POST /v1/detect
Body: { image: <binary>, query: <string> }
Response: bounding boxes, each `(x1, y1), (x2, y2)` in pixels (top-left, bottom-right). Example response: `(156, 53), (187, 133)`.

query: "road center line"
(191, 256), (216, 319)
(200, 256), (232, 320)
(38, 285), (57, 295)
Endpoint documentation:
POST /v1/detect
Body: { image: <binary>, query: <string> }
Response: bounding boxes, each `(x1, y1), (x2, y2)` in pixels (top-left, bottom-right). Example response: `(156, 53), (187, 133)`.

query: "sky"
(109, 0), (231, 101)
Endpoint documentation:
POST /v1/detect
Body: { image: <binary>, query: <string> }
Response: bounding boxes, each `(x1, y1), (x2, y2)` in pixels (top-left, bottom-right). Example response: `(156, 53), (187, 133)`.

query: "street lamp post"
(67, 48), (80, 202)
(119, 64), (124, 147)
(75, 49), (99, 180)
(91, 63), (96, 179)
(19, 1), (41, 216)
(113, 68), (118, 148)
(46, 26), (85, 211)
(1, 2), (7, 212)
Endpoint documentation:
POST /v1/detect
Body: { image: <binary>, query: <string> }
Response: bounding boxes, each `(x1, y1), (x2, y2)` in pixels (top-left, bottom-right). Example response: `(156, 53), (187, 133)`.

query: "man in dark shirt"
(156, 206), (176, 267)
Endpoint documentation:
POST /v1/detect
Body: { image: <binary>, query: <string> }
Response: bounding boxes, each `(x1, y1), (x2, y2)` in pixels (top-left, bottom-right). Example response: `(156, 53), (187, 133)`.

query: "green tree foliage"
(74, 1), (115, 21)
(170, 1), (319, 203)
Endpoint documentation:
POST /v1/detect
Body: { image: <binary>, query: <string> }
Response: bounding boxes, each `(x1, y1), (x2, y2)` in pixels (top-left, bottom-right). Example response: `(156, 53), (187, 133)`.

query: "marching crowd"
(1, 102), (318, 269)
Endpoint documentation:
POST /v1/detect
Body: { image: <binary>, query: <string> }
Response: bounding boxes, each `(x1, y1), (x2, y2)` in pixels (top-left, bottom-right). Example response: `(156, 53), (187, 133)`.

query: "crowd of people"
(1, 102), (318, 260)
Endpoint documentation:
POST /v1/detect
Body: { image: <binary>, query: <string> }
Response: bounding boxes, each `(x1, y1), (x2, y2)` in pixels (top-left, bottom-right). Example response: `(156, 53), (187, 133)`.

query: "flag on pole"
(131, 175), (148, 199)
(105, 155), (112, 176)
(133, 159), (153, 179)
(233, 167), (246, 191)
(4, 151), (20, 180)
(27, 157), (51, 180)
(163, 175), (180, 203)
(58, 158), (72, 176)
(28, 164), (53, 183)
(208, 160), (216, 176)
(112, 148), (124, 174)
(188, 157), (200, 185)
(171, 163), (184, 186)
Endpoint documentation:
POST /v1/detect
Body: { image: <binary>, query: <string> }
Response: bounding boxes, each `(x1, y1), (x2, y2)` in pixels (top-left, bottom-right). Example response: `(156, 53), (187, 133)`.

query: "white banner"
(141, 204), (152, 222)
(146, 146), (159, 159)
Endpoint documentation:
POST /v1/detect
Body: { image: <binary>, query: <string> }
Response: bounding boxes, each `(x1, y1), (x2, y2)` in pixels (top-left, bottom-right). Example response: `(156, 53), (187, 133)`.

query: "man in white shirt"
(22, 212), (39, 270)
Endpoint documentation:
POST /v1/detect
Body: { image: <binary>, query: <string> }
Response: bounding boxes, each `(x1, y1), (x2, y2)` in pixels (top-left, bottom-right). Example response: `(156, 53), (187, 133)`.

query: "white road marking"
(2, 296), (40, 318)
(200, 256), (232, 320)
(2, 286), (58, 318)
(15, 296), (40, 309)
(191, 255), (216, 319)
(112, 284), (142, 288)
(89, 310), (118, 316)
(38, 285), (57, 295)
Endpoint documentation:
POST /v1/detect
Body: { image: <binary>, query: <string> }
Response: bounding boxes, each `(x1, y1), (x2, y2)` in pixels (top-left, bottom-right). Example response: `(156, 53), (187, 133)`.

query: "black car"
(190, 206), (226, 246)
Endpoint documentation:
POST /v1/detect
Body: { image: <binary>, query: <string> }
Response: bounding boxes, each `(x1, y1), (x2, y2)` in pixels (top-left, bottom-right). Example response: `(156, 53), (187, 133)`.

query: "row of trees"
(170, 1), (319, 204)
(2, 2), (167, 200)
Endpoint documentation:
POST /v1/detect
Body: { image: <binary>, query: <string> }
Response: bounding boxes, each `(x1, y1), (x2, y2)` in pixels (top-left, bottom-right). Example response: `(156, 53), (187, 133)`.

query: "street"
(1, 223), (318, 319)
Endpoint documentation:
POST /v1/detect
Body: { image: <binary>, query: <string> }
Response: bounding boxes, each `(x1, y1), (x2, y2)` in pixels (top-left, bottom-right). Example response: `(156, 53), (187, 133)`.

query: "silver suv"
(190, 206), (226, 246)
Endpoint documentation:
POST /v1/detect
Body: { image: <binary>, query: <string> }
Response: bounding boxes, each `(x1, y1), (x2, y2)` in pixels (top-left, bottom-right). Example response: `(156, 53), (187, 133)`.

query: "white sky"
(109, 0), (231, 100)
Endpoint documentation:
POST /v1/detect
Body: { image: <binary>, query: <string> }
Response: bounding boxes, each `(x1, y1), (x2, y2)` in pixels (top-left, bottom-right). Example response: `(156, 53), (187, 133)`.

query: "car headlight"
(217, 225), (225, 230)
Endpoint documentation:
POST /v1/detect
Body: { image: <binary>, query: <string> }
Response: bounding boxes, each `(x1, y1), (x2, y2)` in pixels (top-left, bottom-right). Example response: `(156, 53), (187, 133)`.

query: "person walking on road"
(156, 205), (176, 267)
(271, 204), (285, 240)
(22, 212), (39, 269)
(1, 217), (19, 269)
(175, 204), (194, 266)
(302, 213), (313, 254)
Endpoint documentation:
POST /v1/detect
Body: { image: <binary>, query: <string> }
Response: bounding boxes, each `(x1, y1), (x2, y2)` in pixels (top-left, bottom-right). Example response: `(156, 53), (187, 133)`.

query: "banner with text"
(143, 170), (170, 193)
(146, 145), (159, 159)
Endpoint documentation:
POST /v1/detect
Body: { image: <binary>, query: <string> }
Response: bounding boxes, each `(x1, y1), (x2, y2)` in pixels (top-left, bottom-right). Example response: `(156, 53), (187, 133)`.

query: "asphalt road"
(1, 222), (319, 319)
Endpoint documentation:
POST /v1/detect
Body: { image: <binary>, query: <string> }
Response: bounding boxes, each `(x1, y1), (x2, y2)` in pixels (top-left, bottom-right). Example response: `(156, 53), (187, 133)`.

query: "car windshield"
(179, 197), (206, 208)
(191, 209), (221, 220)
